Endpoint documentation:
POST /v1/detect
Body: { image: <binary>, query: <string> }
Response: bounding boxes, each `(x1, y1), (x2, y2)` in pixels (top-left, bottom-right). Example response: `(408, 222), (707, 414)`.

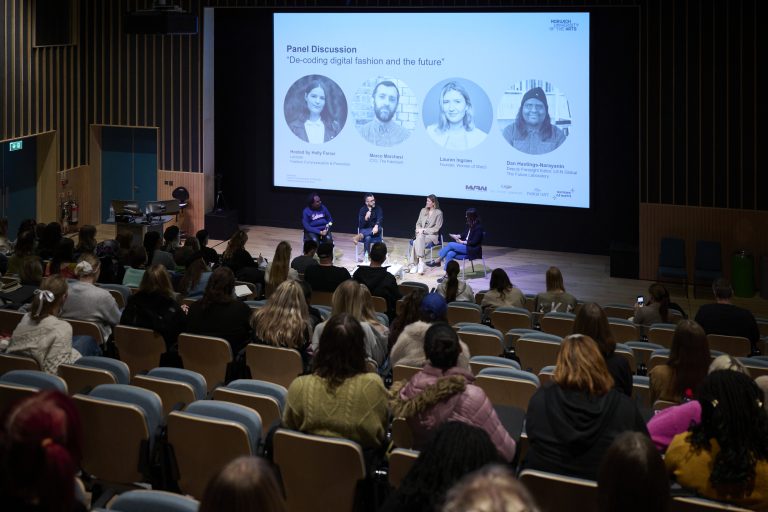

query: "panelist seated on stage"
(427, 208), (482, 270)
(302, 192), (333, 243)
(352, 192), (383, 261)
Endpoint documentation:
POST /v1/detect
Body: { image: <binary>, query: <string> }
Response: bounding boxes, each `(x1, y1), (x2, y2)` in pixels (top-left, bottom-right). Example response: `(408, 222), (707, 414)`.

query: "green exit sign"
(9, 140), (23, 151)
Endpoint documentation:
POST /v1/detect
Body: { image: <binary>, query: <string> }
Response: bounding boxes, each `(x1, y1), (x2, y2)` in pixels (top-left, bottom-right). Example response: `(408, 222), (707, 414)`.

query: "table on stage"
(108, 215), (174, 246)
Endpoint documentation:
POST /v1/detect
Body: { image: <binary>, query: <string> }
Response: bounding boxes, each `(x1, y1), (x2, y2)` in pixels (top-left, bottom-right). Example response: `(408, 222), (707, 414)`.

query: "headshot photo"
(422, 78), (492, 151)
(283, 75), (347, 144)
(352, 77), (416, 147)
(498, 80), (570, 155)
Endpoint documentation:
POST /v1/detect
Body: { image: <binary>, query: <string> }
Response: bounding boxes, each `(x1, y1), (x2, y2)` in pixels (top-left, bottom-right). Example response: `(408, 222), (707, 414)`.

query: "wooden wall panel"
(157, 170), (205, 236)
(639, 203), (768, 285)
(56, 164), (100, 229)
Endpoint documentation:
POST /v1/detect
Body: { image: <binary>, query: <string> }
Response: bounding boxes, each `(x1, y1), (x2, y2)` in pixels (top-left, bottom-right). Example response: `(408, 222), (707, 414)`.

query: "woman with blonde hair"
(7, 275), (100, 374)
(120, 264), (186, 352)
(199, 456), (286, 512)
(359, 284), (390, 339)
(264, 241), (299, 297)
(534, 266), (577, 313)
(523, 334), (646, 479)
(252, 280), (312, 362)
(310, 280), (387, 367)
(410, 194), (443, 275)
(443, 464), (540, 512)
(60, 253), (121, 341)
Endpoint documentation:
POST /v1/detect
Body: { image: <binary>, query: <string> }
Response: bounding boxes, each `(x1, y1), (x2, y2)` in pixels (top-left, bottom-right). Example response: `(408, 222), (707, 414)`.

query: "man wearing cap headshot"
(303, 242), (351, 293)
(502, 86), (566, 155)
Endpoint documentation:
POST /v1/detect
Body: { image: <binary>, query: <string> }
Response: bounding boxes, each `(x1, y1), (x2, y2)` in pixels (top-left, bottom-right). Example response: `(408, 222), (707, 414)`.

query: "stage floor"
(93, 224), (768, 319)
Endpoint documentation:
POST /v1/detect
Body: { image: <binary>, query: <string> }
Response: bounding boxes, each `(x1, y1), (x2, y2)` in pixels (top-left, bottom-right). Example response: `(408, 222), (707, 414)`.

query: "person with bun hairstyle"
(60, 254), (121, 341)
(0, 391), (87, 512)
(199, 456), (286, 512)
(6, 275), (100, 374)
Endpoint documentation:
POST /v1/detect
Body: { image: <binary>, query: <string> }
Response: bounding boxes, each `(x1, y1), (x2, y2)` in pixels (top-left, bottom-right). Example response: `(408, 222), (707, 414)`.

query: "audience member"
(283, 313), (388, 449)
(264, 241), (299, 297)
(633, 282), (672, 326)
(120, 264), (186, 352)
(143, 230), (175, 271)
(195, 229), (220, 267)
(380, 422), (502, 512)
(665, 370), (768, 509)
(199, 456), (287, 512)
(303, 242), (351, 293)
(162, 225), (181, 254)
(387, 288), (426, 352)
(534, 266), (577, 313)
(173, 236), (200, 267)
(48, 238), (76, 278)
(6, 230), (38, 276)
(391, 322), (516, 461)
(290, 239), (319, 275)
(442, 464), (540, 512)
(19, 256), (43, 286)
(115, 231), (134, 266)
(310, 280), (387, 367)
(36, 222), (62, 260)
(648, 355), (751, 452)
(480, 268), (526, 320)
(6, 275), (100, 373)
(74, 224), (97, 257)
(297, 280), (324, 329)
(435, 260), (474, 302)
(523, 334), (647, 480)
(597, 432), (670, 512)
(353, 242), (401, 319)
(694, 278), (760, 353)
(358, 284), (390, 340)
(60, 254), (121, 341)
(251, 280), (312, 363)
(573, 303), (632, 396)
(649, 319), (710, 404)
(121, 245), (148, 287)
(0, 217), (9, 255)
(0, 391), (87, 512)
(176, 253), (211, 298)
(186, 267), (252, 356)
(221, 230), (265, 291)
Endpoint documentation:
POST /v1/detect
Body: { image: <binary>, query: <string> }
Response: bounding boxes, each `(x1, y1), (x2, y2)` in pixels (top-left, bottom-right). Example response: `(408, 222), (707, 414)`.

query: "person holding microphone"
(352, 193), (383, 262)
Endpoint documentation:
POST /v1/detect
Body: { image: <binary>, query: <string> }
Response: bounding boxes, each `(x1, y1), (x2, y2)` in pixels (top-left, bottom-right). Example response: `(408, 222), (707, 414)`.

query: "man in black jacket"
(353, 242), (401, 320)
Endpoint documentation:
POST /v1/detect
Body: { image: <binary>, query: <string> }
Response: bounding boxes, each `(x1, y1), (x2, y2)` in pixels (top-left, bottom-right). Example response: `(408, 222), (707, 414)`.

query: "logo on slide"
(465, 185), (487, 192)
(549, 19), (579, 32)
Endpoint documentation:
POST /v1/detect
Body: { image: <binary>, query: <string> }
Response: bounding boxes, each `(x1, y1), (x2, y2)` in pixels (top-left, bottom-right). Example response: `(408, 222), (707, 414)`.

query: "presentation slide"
(273, 12), (590, 208)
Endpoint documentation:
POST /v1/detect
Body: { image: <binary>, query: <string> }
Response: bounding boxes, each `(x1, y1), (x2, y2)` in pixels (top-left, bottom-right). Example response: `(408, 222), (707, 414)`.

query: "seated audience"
(387, 288), (426, 352)
(649, 319), (710, 404)
(0, 391), (87, 512)
(251, 280), (312, 363)
(120, 264), (186, 352)
(389, 292), (470, 370)
(665, 370), (768, 510)
(303, 242), (350, 293)
(94, 238), (124, 284)
(5, 230), (38, 276)
(381, 422), (504, 512)
(442, 464), (540, 512)
(391, 323), (516, 462)
(534, 266), (577, 313)
(283, 313), (388, 449)
(74, 224), (97, 256)
(290, 239), (319, 275)
(264, 241), (299, 297)
(633, 282), (673, 326)
(36, 222), (62, 260)
(221, 229), (264, 290)
(162, 225), (181, 254)
(359, 284), (390, 341)
(199, 456), (287, 512)
(597, 432), (670, 512)
(311, 280), (387, 368)
(523, 334), (647, 480)
(115, 231), (134, 267)
(186, 266), (252, 356)
(143, 230), (175, 271)
(353, 242), (401, 320)
(173, 235), (200, 267)
(48, 238), (76, 278)
(60, 254), (122, 341)
(121, 245), (148, 287)
(480, 268), (526, 320)
(297, 280), (324, 329)
(176, 253), (211, 298)
(694, 278), (760, 354)
(19, 257), (43, 286)
(573, 303), (632, 396)
(0, 217), (10, 255)
(6, 275), (100, 373)
(196, 229), (220, 267)
(435, 260), (474, 302)
(647, 355), (750, 452)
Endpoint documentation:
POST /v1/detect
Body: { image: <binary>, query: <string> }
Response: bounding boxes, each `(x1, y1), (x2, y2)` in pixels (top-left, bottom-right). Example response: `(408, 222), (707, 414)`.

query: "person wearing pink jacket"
(390, 322), (516, 462)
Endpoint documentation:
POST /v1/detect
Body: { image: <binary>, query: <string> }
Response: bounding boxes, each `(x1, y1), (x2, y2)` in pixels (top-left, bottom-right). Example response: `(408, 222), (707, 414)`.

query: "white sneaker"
(417, 261), (425, 274)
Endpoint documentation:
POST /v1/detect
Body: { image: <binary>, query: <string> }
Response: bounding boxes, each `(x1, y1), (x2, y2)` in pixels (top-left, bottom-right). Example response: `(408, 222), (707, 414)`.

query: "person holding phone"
(427, 208), (483, 275)
(633, 283), (672, 327)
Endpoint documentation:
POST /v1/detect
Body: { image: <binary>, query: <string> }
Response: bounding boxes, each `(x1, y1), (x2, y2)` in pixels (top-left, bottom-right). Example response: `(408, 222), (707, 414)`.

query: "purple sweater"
(647, 400), (701, 451)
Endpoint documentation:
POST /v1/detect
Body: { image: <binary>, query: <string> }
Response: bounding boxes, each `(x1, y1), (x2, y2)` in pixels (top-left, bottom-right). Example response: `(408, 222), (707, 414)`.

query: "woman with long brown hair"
(649, 319), (710, 404)
(523, 334), (646, 479)
(435, 260), (474, 302)
(534, 266), (577, 313)
(264, 241), (298, 297)
(221, 229), (265, 291)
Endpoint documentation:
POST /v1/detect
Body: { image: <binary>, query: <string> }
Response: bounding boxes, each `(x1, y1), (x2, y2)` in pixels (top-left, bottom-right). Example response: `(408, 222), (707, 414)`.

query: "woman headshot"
(410, 194), (443, 275)
(503, 85), (566, 155)
(425, 81), (488, 150)
(285, 76), (346, 144)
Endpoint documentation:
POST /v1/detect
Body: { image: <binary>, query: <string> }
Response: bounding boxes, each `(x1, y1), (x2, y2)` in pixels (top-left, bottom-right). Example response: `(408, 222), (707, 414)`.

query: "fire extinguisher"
(70, 199), (79, 224)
